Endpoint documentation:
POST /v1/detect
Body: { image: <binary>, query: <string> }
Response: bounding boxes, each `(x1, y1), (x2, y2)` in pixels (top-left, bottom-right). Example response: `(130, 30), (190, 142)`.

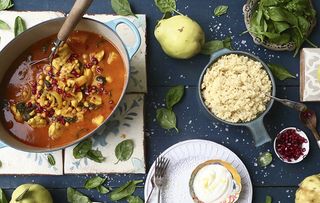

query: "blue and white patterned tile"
(64, 94), (145, 174)
(85, 14), (147, 93)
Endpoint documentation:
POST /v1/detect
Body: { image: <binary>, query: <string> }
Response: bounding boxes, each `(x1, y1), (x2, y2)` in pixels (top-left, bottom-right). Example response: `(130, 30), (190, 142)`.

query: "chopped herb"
(47, 154), (56, 166)
(96, 75), (106, 84)
(44, 79), (51, 88)
(165, 85), (184, 110)
(67, 187), (91, 203)
(0, 188), (8, 203)
(111, 0), (135, 16)
(156, 108), (178, 132)
(0, 19), (9, 30)
(127, 196), (144, 203)
(268, 64), (296, 80)
(115, 139), (134, 163)
(14, 16), (26, 37)
(109, 180), (143, 201)
(0, 0), (13, 10)
(265, 195), (272, 203)
(64, 117), (77, 123)
(258, 152), (273, 167)
(214, 5), (228, 16)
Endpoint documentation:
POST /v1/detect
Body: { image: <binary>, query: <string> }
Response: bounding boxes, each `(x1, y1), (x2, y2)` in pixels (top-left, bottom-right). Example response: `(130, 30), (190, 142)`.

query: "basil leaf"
(73, 139), (92, 159)
(67, 187), (91, 203)
(115, 139), (134, 162)
(258, 152), (273, 167)
(0, 188), (8, 203)
(127, 195), (143, 203)
(84, 176), (106, 189)
(201, 37), (232, 55)
(214, 5), (228, 17)
(47, 154), (56, 166)
(15, 187), (29, 201)
(110, 180), (142, 201)
(0, 20), (9, 30)
(268, 64), (296, 81)
(14, 16), (26, 37)
(154, 0), (176, 13)
(86, 149), (105, 163)
(265, 195), (272, 203)
(111, 0), (134, 16)
(156, 108), (178, 131)
(166, 85), (184, 110)
(0, 0), (13, 10)
(0, 160), (2, 168)
(97, 185), (110, 194)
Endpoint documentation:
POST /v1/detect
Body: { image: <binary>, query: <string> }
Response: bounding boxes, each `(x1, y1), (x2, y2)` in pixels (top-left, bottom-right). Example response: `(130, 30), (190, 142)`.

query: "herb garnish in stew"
(0, 31), (126, 148)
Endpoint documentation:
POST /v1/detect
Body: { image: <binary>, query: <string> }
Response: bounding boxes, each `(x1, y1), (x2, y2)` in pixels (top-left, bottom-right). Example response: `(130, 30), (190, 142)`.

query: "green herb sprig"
(265, 195), (272, 203)
(156, 85), (184, 132)
(67, 187), (91, 203)
(201, 37), (232, 55)
(0, 188), (8, 203)
(0, 20), (9, 30)
(47, 154), (56, 166)
(0, 0), (13, 10)
(84, 176), (110, 194)
(109, 180), (142, 201)
(111, 0), (135, 16)
(154, 0), (183, 15)
(214, 5), (228, 17)
(14, 16), (26, 37)
(268, 64), (296, 81)
(258, 152), (273, 167)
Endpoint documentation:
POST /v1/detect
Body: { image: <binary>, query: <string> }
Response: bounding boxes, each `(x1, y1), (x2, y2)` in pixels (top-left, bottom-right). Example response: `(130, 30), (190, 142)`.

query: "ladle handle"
(311, 128), (320, 149)
(57, 0), (93, 42)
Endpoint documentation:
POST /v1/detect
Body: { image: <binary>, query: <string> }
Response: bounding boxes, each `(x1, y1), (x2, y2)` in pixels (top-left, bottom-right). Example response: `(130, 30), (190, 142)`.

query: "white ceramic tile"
(64, 94), (145, 174)
(0, 11), (65, 50)
(85, 14), (147, 93)
(0, 148), (63, 175)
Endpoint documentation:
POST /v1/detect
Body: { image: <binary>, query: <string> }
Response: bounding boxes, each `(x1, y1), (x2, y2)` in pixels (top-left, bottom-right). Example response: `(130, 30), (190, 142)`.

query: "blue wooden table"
(1, 0), (320, 202)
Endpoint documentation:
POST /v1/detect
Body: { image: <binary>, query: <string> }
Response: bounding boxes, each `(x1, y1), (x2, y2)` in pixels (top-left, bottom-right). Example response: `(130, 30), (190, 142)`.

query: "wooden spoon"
(299, 109), (320, 149)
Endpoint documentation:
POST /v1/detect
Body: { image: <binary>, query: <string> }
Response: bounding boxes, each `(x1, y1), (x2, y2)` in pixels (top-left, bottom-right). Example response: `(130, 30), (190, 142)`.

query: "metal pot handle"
(0, 141), (6, 149)
(105, 18), (141, 59)
(209, 48), (231, 62)
(246, 117), (271, 147)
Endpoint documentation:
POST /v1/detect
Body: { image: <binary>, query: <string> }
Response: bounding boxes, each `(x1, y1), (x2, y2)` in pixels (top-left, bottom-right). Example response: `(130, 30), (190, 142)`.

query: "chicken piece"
(92, 115), (104, 126)
(48, 122), (63, 139)
(52, 44), (72, 72)
(10, 105), (23, 123)
(27, 115), (47, 128)
(88, 95), (102, 106)
(107, 51), (118, 64)
(94, 50), (105, 62)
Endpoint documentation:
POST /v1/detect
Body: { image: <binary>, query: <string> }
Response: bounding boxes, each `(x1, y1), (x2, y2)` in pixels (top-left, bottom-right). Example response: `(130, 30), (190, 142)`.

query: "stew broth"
(0, 31), (126, 148)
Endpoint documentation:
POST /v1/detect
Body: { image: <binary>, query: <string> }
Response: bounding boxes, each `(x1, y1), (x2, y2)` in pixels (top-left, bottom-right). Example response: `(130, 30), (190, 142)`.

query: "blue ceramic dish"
(198, 48), (276, 147)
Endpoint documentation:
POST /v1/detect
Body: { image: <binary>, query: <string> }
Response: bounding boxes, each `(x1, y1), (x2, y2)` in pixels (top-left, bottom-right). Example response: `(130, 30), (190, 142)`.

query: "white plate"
(144, 139), (253, 203)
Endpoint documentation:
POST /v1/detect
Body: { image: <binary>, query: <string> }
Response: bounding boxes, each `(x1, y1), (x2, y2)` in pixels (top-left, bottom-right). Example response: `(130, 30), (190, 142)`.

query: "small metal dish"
(243, 0), (316, 51)
(274, 127), (310, 164)
(198, 48), (276, 147)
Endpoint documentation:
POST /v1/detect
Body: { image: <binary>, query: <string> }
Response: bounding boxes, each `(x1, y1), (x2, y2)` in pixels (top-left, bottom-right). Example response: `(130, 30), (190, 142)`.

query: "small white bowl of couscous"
(198, 48), (276, 147)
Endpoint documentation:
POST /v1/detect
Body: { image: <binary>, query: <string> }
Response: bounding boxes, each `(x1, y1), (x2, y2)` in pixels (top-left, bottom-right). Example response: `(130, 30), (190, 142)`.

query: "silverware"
(299, 109), (320, 149)
(268, 95), (307, 112)
(147, 156), (170, 203)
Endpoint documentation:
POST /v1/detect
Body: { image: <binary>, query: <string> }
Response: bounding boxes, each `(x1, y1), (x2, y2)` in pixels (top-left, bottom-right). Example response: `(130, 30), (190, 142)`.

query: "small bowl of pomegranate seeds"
(274, 127), (309, 164)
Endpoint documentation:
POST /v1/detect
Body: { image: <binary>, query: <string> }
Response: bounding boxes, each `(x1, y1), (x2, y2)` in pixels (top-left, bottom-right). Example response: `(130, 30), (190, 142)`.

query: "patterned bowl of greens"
(243, 0), (317, 55)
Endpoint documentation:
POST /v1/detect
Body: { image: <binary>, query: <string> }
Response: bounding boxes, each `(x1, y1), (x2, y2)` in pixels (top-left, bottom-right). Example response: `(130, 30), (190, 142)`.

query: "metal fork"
(146, 156), (170, 203)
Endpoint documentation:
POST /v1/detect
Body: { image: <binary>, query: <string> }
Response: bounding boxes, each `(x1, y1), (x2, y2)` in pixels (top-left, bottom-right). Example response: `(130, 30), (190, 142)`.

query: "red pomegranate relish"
(275, 128), (308, 162)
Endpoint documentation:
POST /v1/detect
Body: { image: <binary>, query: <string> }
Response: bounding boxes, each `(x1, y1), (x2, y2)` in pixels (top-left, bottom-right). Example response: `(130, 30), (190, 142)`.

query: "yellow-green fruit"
(154, 15), (205, 59)
(10, 184), (53, 203)
(295, 174), (320, 203)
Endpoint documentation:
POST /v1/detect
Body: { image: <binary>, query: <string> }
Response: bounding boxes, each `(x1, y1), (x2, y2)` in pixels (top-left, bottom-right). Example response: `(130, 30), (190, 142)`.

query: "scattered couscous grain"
(201, 54), (272, 123)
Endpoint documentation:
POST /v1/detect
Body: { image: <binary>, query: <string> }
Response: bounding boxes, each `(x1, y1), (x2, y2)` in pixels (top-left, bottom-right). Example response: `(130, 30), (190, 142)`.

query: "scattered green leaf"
(165, 85), (184, 110)
(111, 0), (135, 16)
(258, 152), (273, 167)
(109, 180), (143, 201)
(97, 185), (110, 194)
(0, 0), (13, 11)
(67, 187), (91, 203)
(156, 108), (178, 132)
(86, 149), (106, 163)
(214, 5), (228, 17)
(127, 195), (144, 203)
(115, 139), (134, 163)
(201, 37), (232, 55)
(14, 16), (26, 37)
(0, 20), (9, 30)
(47, 154), (56, 166)
(0, 160), (2, 168)
(265, 195), (272, 203)
(15, 187), (29, 201)
(0, 188), (8, 203)
(73, 139), (92, 159)
(154, 0), (177, 14)
(84, 176), (106, 189)
(268, 64), (296, 80)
